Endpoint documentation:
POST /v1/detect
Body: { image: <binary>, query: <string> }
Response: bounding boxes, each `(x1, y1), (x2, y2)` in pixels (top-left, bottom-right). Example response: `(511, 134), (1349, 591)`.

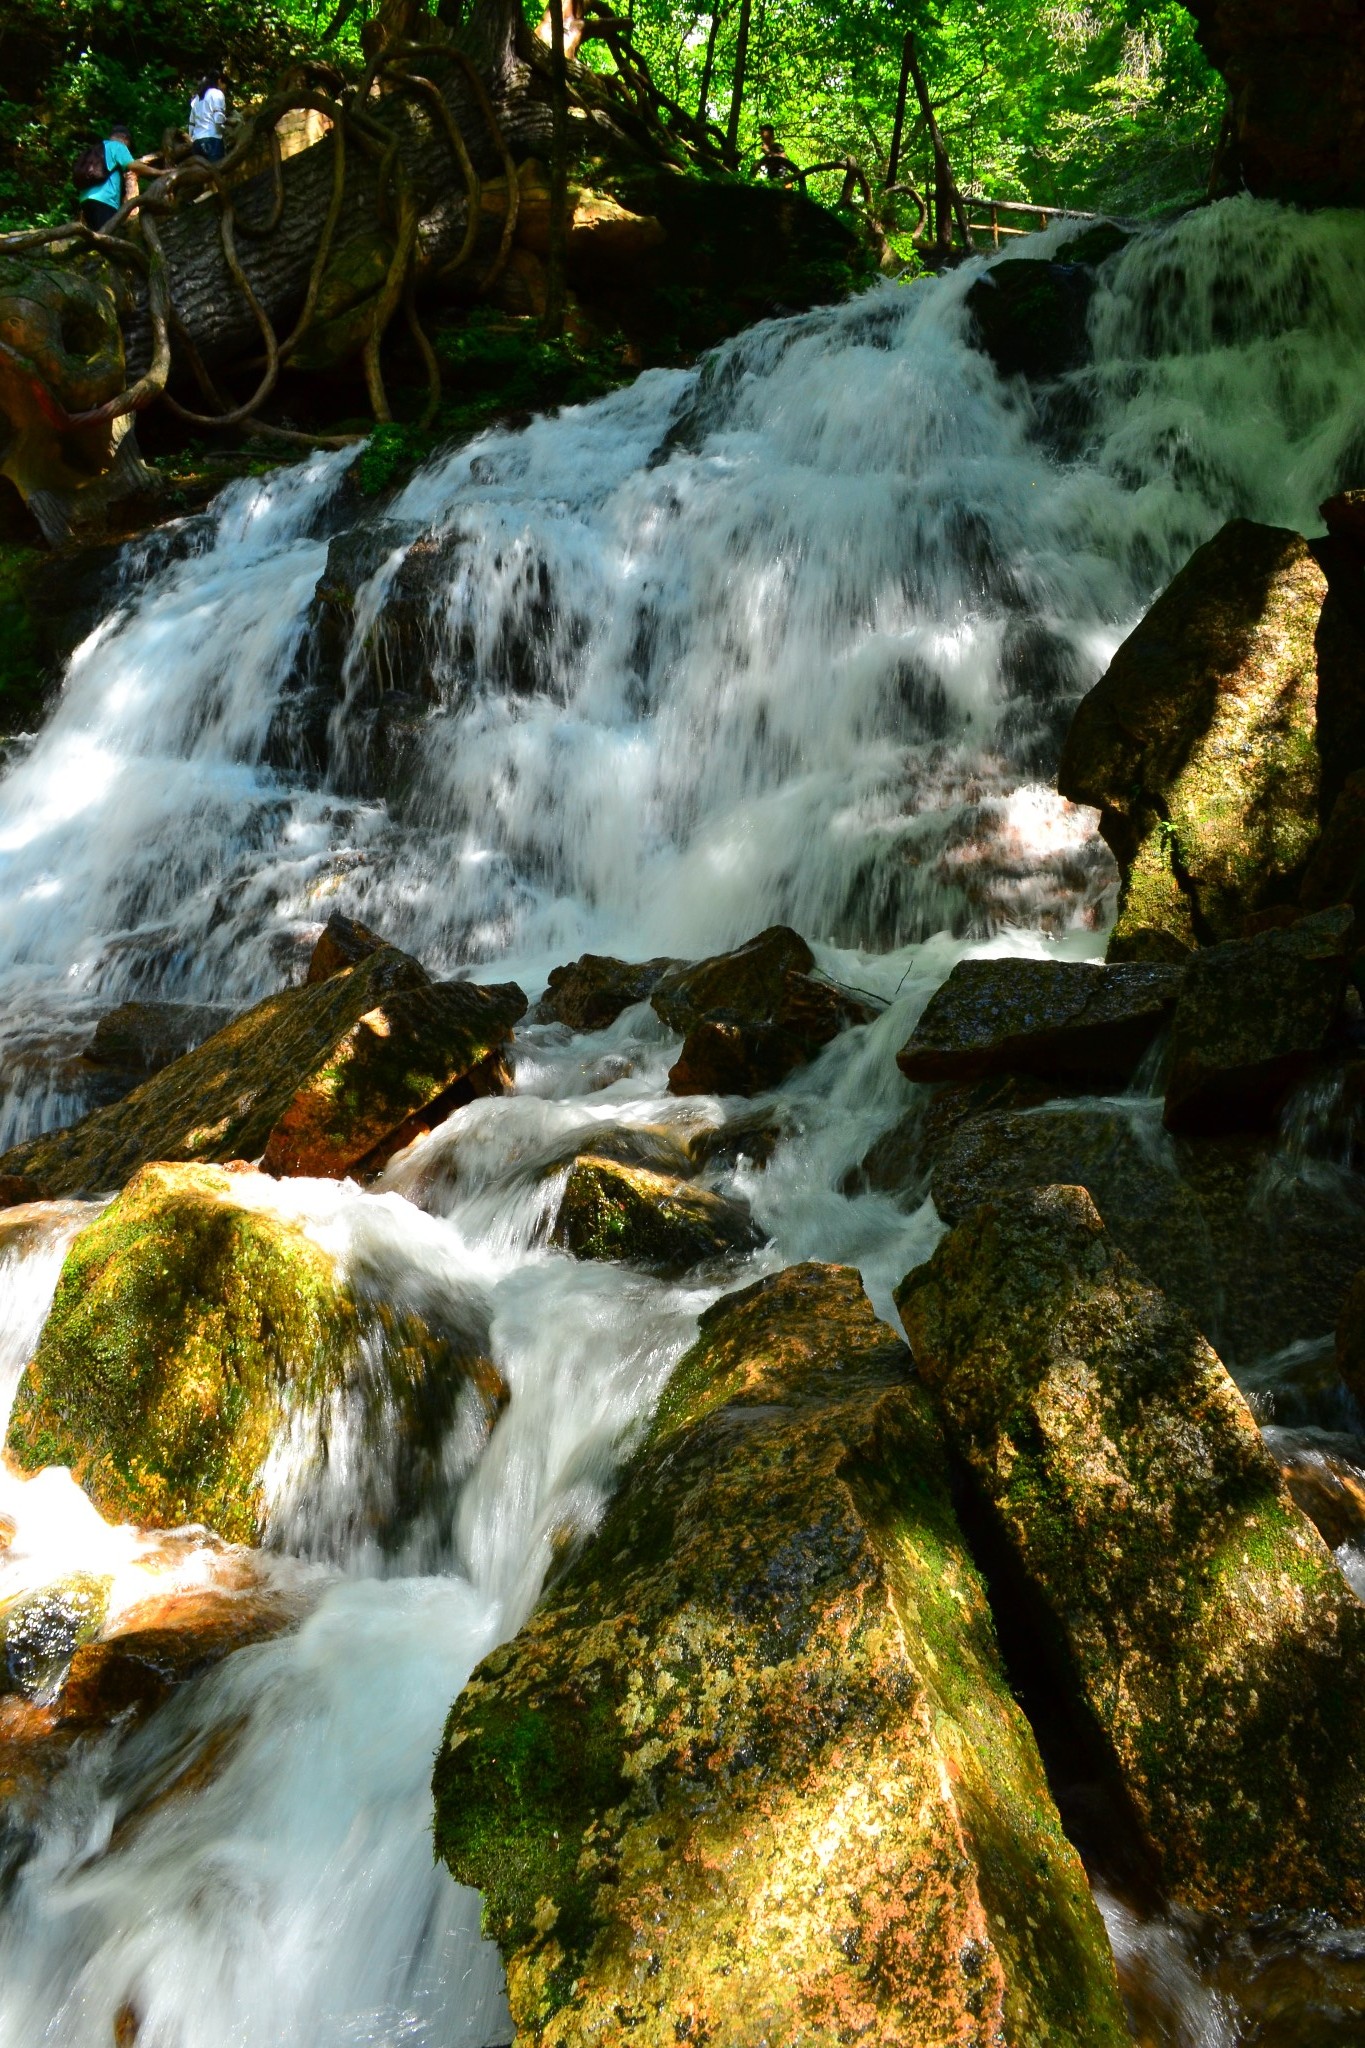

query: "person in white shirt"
(188, 71), (228, 163)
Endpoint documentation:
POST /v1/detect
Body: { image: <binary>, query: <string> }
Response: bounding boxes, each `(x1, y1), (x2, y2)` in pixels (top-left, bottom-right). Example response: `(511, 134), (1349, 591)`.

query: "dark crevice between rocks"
(1143, 789), (1219, 949)
(941, 1444), (1166, 1920)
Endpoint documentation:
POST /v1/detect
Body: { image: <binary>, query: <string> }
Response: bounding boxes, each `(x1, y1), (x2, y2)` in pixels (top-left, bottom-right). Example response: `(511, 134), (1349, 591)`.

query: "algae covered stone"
(0, 945), (526, 1195)
(896, 1185), (1365, 1917)
(897, 956), (1181, 1086)
(5, 1162), (507, 1547)
(433, 1263), (1128, 2048)
(1058, 519), (1328, 955)
(551, 1153), (764, 1275)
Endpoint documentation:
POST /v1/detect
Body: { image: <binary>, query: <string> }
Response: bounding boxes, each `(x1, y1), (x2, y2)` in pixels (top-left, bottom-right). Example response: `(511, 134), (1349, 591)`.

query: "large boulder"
(433, 1264), (1127, 2048)
(0, 946), (527, 1196)
(551, 1154), (764, 1275)
(1163, 909), (1350, 1131)
(896, 1186), (1365, 1916)
(1058, 521), (1328, 958)
(652, 927), (876, 1097)
(5, 1163), (506, 1545)
(897, 957), (1181, 1087)
(928, 1097), (1365, 1371)
(535, 953), (681, 1032)
(966, 258), (1097, 382)
(1188, 0), (1365, 209)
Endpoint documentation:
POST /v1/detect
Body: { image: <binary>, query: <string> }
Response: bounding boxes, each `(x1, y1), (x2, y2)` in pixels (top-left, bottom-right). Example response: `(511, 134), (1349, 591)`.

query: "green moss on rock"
(896, 1184), (1365, 1916)
(434, 1263), (1128, 2047)
(550, 1153), (763, 1275)
(5, 1164), (361, 1543)
(1058, 520), (1328, 954)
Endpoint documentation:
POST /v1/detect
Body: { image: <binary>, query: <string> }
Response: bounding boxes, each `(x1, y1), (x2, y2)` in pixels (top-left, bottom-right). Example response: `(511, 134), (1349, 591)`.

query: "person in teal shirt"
(80, 124), (138, 230)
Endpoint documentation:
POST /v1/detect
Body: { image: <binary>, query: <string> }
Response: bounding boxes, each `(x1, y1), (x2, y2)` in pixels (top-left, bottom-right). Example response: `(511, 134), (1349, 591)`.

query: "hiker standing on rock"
(753, 124), (797, 182)
(188, 71), (229, 162)
(76, 124), (144, 231)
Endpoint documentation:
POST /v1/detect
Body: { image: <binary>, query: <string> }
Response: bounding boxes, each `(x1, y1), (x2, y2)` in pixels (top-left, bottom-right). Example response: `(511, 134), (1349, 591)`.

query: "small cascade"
(0, 194), (1363, 2043)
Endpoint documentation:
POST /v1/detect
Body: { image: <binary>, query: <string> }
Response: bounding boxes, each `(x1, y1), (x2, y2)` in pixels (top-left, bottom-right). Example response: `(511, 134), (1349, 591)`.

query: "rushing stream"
(2, 194), (1365, 2044)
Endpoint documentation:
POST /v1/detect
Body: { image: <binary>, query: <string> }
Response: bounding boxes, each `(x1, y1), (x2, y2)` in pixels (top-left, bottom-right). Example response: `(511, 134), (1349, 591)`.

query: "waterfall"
(0, 194), (1363, 2044)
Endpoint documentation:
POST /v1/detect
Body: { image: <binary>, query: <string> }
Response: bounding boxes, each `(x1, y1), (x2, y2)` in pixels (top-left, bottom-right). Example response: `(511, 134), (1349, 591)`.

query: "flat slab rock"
(434, 1263), (1128, 2048)
(897, 1185), (1365, 1917)
(0, 944), (526, 1195)
(897, 957), (1182, 1086)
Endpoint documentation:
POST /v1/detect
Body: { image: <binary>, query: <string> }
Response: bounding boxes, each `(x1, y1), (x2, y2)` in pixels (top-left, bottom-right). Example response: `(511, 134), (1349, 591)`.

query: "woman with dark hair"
(188, 70), (228, 162)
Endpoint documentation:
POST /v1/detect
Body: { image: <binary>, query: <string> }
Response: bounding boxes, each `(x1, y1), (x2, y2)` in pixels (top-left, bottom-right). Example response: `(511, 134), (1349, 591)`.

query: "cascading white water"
(0, 194), (1364, 2045)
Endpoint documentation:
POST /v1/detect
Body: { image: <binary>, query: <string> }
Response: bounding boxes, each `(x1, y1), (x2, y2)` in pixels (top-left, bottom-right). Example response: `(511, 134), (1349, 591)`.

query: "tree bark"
(903, 31), (971, 255)
(885, 30), (913, 188)
(723, 0), (752, 169)
(542, 0), (569, 334)
(696, 5), (723, 128)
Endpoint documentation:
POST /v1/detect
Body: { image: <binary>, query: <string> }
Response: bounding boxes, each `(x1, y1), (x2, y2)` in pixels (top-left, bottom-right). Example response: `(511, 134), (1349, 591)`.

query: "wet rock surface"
(304, 911), (387, 985)
(535, 953), (681, 1032)
(434, 1263), (1128, 2048)
(1059, 520), (1329, 957)
(897, 957), (1181, 1086)
(551, 1153), (763, 1275)
(84, 1000), (234, 1080)
(0, 944), (526, 1195)
(966, 257), (1100, 382)
(1163, 909), (1351, 1132)
(653, 926), (876, 1096)
(4, 1162), (506, 1545)
(897, 1186), (1365, 1917)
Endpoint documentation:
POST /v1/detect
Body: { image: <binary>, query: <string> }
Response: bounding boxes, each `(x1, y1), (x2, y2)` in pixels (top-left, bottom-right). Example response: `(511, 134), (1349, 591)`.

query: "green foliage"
(355, 312), (629, 493)
(570, 0), (1223, 219)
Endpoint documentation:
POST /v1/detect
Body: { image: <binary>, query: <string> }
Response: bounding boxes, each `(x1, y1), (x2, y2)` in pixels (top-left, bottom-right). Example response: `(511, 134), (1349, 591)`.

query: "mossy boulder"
(1163, 908), (1350, 1131)
(434, 1264), (1128, 2048)
(652, 926), (874, 1096)
(897, 957), (1182, 1087)
(896, 1185), (1365, 1916)
(926, 1095), (1365, 1371)
(965, 257), (1099, 381)
(535, 953), (682, 1032)
(4, 1162), (506, 1545)
(0, 945), (527, 1195)
(1058, 520), (1328, 956)
(551, 1154), (763, 1275)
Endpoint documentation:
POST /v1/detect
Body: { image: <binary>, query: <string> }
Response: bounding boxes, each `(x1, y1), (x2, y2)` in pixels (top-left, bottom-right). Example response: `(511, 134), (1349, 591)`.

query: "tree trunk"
(723, 0), (752, 169)
(885, 31), (913, 188)
(542, 0), (569, 334)
(696, 6), (723, 127)
(903, 31), (971, 255)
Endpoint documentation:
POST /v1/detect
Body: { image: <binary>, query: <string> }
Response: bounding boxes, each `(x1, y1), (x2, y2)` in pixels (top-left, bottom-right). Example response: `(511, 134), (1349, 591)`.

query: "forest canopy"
(0, 0), (1222, 232)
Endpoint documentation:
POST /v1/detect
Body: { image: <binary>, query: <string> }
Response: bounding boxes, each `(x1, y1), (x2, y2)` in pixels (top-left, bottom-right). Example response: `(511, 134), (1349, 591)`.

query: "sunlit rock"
(1059, 521), (1328, 957)
(434, 1263), (1128, 2047)
(1163, 909), (1350, 1132)
(304, 910), (387, 985)
(551, 1154), (762, 1275)
(1, 1570), (110, 1700)
(897, 1185), (1365, 1917)
(896, 956), (1182, 1087)
(0, 945), (526, 1194)
(4, 1163), (507, 1545)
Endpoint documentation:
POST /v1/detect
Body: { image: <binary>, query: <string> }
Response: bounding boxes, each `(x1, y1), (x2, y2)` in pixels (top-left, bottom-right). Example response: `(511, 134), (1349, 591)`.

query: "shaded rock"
(1058, 521), (1328, 956)
(1323, 491), (1365, 555)
(0, 1173), (39, 1210)
(1314, 515), (1365, 823)
(844, 1073), (1063, 1207)
(651, 925), (816, 1032)
(966, 258), (1098, 382)
(84, 999), (233, 1077)
(653, 929), (876, 1097)
(1334, 1267), (1365, 1408)
(1301, 769), (1365, 913)
(535, 953), (681, 1032)
(927, 1095), (1365, 1372)
(897, 957), (1182, 1087)
(4, 1162), (505, 1545)
(1164, 909), (1350, 1132)
(0, 945), (526, 1195)
(1189, 0), (1365, 210)
(1272, 1434), (1365, 1553)
(897, 1185), (1365, 1916)
(434, 1263), (1128, 2048)
(551, 1154), (763, 1275)
(686, 1104), (788, 1172)
(2, 1572), (110, 1700)
(305, 910), (386, 984)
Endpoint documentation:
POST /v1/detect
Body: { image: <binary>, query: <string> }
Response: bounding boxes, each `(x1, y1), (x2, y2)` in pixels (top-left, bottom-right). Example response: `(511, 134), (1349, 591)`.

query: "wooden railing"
(959, 191), (1097, 248)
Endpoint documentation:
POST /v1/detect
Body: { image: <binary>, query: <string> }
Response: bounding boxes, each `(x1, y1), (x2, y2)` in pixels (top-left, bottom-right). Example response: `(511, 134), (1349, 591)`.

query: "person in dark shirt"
(753, 124), (796, 182)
